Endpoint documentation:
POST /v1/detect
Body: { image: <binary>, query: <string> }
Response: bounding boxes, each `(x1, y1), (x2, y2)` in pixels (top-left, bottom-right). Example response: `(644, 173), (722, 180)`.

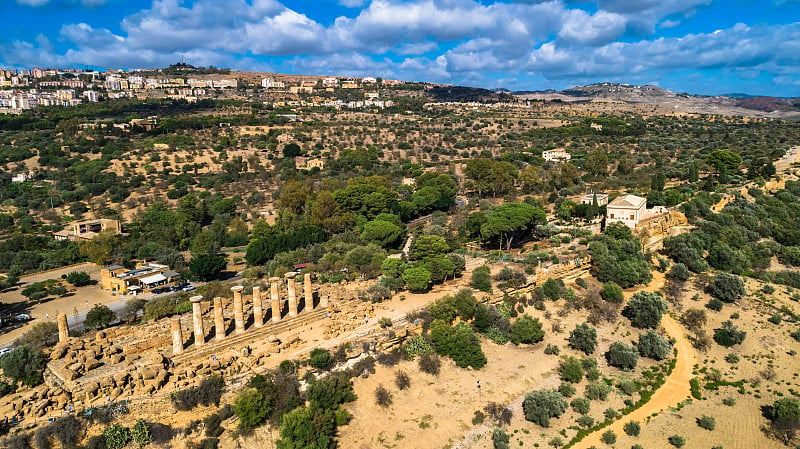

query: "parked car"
(181, 284), (195, 292)
(14, 314), (31, 322)
(0, 347), (14, 358)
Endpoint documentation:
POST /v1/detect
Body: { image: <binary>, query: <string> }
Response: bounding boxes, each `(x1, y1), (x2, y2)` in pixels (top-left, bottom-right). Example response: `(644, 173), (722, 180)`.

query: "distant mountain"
(427, 85), (513, 103)
(511, 83), (800, 117)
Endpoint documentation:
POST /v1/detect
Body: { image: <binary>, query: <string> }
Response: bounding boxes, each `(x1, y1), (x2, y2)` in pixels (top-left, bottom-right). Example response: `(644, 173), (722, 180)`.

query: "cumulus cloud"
(1, 0), (798, 93)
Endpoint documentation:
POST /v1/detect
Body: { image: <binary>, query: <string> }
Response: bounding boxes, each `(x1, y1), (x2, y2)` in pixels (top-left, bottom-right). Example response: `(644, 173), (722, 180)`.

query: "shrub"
(306, 373), (356, 410)
(768, 314), (782, 325)
(131, 419), (152, 447)
(104, 424), (131, 449)
(558, 383), (576, 398)
(276, 406), (336, 449)
(431, 321), (487, 369)
(576, 415), (594, 428)
(637, 330), (672, 360)
(395, 371), (410, 390)
(706, 298), (724, 311)
(713, 321), (746, 347)
(470, 264), (492, 292)
(696, 415), (716, 430)
(606, 341), (639, 370)
(16, 321), (59, 347)
(375, 384), (392, 407)
(600, 282), (624, 303)
(548, 436), (564, 447)
(233, 388), (270, 430)
(3, 434), (33, 449)
(522, 389), (568, 427)
(666, 263), (690, 282)
(568, 322), (597, 355)
(624, 420), (641, 436)
(706, 273), (745, 303)
(52, 416), (84, 448)
(604, 408), (619, 420)
(668, 435), (686, 447)
(544, 343), (560, 355)
(418, 352), (441, 375)
(585, 382), (612, 401)
(0, 345), (46, 386)
(601, 430), (616, 445)
(509, 314), (545, 345)
(404, 335), (433, 360)
(617, 379), (638, 395)
(560, 357), (584, 383)
(492, 428), (510, 449)
(570, 397), (590, 414)
(66, 271), (92, 287)
(172, 376), (224, 411)
(542, 278), (563, 300)
(308, 348), (335, 370)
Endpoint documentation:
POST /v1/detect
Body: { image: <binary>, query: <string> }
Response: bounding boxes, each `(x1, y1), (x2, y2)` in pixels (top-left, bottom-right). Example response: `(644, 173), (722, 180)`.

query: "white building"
(543, 149), (571, 162)
(606, 194), (646, 228)
(580, 192), (609, 206)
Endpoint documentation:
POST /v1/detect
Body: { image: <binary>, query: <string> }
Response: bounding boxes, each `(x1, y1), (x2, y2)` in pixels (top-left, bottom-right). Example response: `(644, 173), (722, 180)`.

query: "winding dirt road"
(570, 274), (698, 449)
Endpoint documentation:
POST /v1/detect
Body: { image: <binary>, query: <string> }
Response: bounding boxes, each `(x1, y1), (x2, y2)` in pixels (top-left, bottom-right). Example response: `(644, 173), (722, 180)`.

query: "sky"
(1, 0), (799, 96)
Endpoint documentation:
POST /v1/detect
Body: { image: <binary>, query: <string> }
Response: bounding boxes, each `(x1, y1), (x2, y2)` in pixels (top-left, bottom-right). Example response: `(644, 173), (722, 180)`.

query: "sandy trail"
(570, 272), (698, 449)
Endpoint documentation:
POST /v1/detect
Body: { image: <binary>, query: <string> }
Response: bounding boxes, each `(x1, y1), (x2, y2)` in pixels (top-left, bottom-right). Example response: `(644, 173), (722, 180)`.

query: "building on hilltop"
(542, 149), (571, 162)
(606, 194), (646, 228)
(53, 218), (122, 242)
(580, 192), (609, 206)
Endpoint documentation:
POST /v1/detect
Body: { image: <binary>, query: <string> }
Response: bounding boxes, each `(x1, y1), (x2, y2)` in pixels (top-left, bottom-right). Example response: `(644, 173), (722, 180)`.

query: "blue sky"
(1, 0), (799, 96)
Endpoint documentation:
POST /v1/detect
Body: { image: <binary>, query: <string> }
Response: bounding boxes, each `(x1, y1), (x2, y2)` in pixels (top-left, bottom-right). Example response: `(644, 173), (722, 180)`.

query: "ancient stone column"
(57, 312), (69, 342)
(213, 297), (225, 341)
(270, 277), (281, 322)
(232, 285), (245, 334)
(171, 316), (183, 354)
(320, 295), (329, 308)
(286, 273), (298, 317)
(252, 286), (264, 328)
(304, 273), (313, 312)
(190, 295), (204, 347)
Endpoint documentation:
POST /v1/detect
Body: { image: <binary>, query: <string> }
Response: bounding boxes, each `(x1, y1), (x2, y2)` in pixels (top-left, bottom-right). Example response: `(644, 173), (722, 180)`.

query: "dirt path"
(570, 273), (698, 449)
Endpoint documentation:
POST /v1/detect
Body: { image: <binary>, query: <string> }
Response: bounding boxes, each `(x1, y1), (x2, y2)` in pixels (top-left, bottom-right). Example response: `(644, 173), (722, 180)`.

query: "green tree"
(0, 345), (47, 386)
(309, 349), (335, 371)
(522, 389), (568, 427)
(706, 150), (742, 175)
(131, 419), (152, 447)
(470, 264), (492, 292)
(361, 219), (403, 248)
(706, 272), (745, 303)
(606, 341), (639, 370)
(509, 315), (545, 345)
(560, 357), (584, 383)
(84, 304), (117, 330)
(585, 149), (608, 177)
(306, 373), (356, 410)
(622, 291), (668, 329)
(568, 323), (597, 355)
(480, 203), (546, 250)
(768, 398), (800, 445)
(276, 406), (336, 449)
(66, 271), (92, 287)
(233, 388), (272, 429)
(409, 235), (449, 261)
(542, 278), (562, 300)
(402, 266), (432, 292)
(637, 330), (671, 360)
(189, 253), (227, 281)
(600, 281), (624, 303)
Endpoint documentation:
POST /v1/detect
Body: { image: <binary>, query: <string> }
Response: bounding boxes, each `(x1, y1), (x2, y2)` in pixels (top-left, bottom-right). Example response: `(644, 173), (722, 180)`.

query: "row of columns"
(174, 273), (326, 354)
